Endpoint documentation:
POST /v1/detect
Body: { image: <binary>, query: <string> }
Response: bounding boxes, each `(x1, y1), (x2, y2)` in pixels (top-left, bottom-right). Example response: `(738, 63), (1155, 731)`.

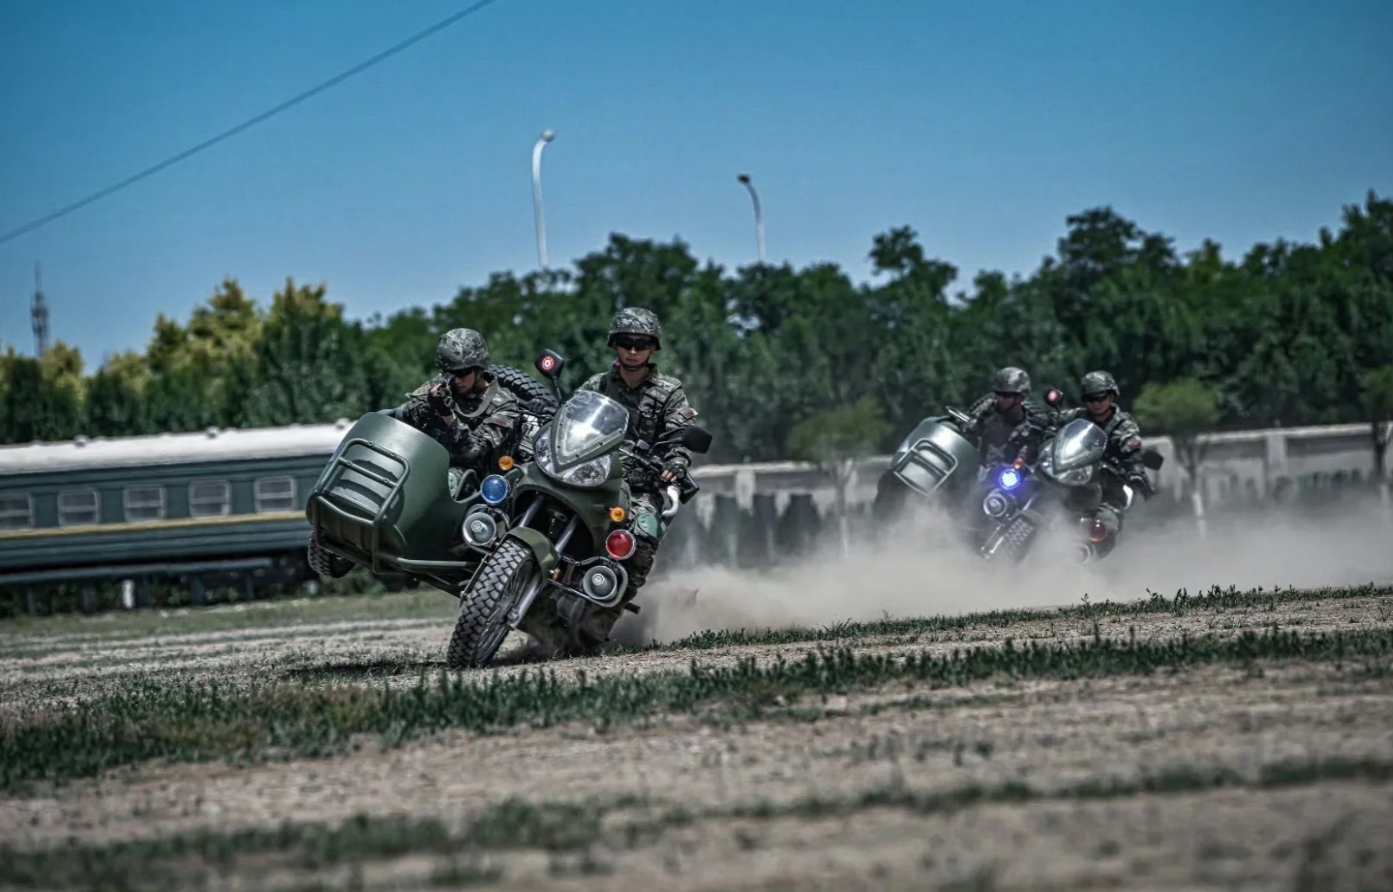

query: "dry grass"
(1, 582), (1391, 891)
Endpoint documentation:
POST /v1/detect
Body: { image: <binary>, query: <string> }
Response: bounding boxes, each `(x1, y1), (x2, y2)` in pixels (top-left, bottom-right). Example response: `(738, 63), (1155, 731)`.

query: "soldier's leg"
(1093, 504), (1123, 537)
(572, 492), (662, 651)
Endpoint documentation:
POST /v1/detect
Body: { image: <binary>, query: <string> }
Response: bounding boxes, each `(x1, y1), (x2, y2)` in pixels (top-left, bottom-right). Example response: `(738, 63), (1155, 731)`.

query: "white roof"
(0, 420), (353, 475)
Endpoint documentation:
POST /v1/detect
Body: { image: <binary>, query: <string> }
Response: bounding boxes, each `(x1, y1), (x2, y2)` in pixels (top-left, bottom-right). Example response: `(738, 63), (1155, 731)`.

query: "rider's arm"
(657, 387), (697, 472)
(961, 394), (995, 437)
(442, 400), (521, 464)
(1111, 420), (1153, 493)
(394, 393), (440, 432)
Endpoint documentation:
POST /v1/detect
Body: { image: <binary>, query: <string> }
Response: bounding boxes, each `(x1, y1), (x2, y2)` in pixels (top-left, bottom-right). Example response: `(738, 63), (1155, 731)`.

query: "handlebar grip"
(678, 475), (700, 504)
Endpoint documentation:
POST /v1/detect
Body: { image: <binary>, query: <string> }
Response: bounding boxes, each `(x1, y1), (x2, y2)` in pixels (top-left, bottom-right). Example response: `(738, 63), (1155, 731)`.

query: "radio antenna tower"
(31, 262), (50, 356)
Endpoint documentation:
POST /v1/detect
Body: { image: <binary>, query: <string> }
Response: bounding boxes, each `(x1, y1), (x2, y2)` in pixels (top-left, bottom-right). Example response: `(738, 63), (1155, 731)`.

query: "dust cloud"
(617, 499), (1393, 646)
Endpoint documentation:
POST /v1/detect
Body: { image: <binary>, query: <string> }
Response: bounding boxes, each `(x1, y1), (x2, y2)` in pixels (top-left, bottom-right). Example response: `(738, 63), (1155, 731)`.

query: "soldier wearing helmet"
(389, 328), (521, 480)
(962, 366), (1053, 467)
(1054, 370), (1152, 537)
(566, 306), (698, 653)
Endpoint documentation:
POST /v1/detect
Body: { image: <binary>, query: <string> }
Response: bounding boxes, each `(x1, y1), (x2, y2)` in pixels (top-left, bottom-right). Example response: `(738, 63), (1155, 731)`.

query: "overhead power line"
(0, 0), (506, 247)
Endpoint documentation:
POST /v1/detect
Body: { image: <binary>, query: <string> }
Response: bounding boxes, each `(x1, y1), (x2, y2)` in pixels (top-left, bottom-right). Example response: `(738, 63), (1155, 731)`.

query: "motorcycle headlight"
(1063, 467), (1094, 485)
(554, 455), (612, 487)
(534, 429), (555, 474)
(1039, 451), (1091, 486)
(533, 428), (612, 487)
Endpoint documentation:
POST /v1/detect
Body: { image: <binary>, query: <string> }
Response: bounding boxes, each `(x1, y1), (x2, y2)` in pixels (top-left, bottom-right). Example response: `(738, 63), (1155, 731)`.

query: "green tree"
(1360, 365), (1393, 485)
(85, 352), (151, 436)
(1133, 378), (1219, 492)
(788, 397), (892, 548)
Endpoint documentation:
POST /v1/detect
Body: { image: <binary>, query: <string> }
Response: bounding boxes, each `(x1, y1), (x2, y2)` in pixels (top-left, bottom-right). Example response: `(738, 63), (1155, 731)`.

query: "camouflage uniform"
(961, 367), (1054, 467)
(572, 308), (697, 647)
(1054, 370), (1149, 535)
(390, 329), (521, 480)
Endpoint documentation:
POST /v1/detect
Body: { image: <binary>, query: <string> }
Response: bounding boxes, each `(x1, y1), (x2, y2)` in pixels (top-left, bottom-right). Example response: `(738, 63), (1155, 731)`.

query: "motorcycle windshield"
(550, 390), (628, 467)
(1050, 419), (1107, 472)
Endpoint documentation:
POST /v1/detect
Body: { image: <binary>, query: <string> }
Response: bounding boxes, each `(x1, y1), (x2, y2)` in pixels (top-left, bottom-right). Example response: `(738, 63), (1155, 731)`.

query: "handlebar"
(621, 443), (701, 504)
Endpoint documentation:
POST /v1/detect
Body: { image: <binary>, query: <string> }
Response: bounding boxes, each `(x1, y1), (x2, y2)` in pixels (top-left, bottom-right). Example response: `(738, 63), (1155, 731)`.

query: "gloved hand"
(1128, 473), (1155, 499)
(427, 382), (453, 417)
(659, 460), (687, 484)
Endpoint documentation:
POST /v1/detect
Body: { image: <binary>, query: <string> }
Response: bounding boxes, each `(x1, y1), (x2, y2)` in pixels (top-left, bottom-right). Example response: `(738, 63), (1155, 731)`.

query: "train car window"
(254, 476), (297, 513)
(0, 492), (33, 530)
(57, 489), (101, 527)
(189, 481), (232, 517)
(124, 485), (166, 522)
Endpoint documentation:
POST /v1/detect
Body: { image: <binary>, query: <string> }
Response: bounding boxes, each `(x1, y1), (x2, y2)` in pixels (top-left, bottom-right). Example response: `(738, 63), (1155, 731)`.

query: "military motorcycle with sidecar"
(443, 349), (712, 668)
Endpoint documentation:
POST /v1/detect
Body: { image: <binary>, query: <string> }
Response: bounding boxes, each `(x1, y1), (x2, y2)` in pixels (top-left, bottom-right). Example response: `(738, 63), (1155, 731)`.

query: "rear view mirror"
(1045, 388), (1065, 408)
(680, 425), (713, 455)
(535, 349), (565, 380)
(1141, 450), (1164, 471)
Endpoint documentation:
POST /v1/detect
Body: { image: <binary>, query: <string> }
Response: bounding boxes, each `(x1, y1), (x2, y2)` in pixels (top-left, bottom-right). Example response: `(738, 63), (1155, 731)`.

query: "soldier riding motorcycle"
(306, 329), (557, 585)
(976, 371), (1163, 565)
(871, 371), (1065, 534)
(444, 348), (712, 668)
(304, 346), (711, 669)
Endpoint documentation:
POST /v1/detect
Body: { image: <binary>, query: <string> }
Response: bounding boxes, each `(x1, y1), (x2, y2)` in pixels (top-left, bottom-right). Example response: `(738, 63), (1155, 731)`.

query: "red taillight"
(1088, 520), (1108, 543)
(605, 529), (636, 560)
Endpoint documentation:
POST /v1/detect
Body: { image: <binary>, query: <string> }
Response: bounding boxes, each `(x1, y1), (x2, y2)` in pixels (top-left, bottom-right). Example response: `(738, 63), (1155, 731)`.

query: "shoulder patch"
(1121, 437), (1142, 454)
(484, 416), (514, 429)
(681, 407), (698, 420)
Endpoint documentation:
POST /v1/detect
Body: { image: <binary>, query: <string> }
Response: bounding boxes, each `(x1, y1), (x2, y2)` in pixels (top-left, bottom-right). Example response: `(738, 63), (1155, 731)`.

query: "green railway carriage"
(0, 421), (352, 604)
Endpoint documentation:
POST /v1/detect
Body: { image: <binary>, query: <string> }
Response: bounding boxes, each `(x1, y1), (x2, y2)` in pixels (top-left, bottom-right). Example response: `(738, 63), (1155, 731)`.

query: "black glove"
(427, 382), (452, 416)
(1128, 474), (1155, 499)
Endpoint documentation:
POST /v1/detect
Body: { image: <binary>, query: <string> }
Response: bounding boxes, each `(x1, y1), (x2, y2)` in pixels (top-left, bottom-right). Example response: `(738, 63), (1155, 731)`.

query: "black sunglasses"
(614, 337), (656, 351)
(1083, 393), (1112, 403)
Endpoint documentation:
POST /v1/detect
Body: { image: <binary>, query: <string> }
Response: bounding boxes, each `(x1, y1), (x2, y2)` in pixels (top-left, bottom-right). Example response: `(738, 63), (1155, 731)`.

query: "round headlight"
(480, 474), (510, 505)
(462, 511), (498, 546)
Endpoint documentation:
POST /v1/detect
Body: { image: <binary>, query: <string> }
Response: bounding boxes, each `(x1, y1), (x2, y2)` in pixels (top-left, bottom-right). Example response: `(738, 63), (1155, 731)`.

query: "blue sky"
(1, 0), (1389, 367)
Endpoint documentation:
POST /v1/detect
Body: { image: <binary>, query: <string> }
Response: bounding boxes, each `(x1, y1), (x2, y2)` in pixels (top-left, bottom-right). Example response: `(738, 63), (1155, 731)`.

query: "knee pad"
(632, 511), (663, 543)
(1095, 506), (1123, 536)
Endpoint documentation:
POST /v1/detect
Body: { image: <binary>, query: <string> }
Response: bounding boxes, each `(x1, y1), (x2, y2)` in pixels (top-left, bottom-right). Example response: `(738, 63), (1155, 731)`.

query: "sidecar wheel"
(307, 536), (353, 579)
(871, 472), (911, 531)
(446, 538), (535, 669)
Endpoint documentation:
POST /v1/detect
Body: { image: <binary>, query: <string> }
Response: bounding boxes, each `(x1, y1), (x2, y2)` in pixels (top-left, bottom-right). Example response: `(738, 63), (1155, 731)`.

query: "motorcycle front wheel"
(981, 515), (1038, 564)
(446, 538), (537, 669)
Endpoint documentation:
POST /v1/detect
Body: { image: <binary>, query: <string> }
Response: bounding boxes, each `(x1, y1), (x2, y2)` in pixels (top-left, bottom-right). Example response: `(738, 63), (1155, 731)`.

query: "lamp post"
(532, 130), (556, 269)
(736, 173), (766, 264)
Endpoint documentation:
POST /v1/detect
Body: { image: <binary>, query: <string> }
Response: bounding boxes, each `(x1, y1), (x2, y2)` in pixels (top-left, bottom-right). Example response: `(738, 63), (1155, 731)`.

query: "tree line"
(3, 191), (1392, 478)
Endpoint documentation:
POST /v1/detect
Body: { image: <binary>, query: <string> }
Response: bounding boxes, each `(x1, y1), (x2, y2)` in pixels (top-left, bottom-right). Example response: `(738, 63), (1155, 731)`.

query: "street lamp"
(737, 173), (766, 264)
(532, 129), (556, 269)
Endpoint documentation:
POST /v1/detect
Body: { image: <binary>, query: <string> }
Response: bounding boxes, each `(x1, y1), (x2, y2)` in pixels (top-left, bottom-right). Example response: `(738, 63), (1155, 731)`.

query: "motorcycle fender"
(503, 526), (561, 574)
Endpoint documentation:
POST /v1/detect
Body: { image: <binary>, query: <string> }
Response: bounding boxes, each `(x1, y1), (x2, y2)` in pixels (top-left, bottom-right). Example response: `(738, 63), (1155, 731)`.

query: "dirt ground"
(2, 585), (1392, 890)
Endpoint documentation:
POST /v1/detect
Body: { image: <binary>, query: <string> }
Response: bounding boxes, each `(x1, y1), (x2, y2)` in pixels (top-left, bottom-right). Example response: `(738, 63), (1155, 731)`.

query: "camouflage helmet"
(435, 328), (490, 373)
(607, 307), (662, 349)
(992, 367), (1031, 395)
(1080, 370), (1120, 399)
